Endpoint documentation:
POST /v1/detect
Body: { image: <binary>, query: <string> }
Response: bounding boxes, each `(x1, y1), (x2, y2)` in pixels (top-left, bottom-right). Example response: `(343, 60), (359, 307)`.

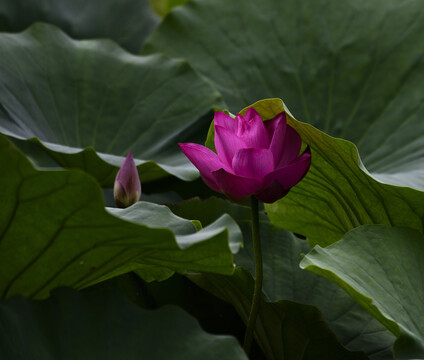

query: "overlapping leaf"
(190, 269), (369, 360)
(0, 287), (248, 359)
(144, 0), (424, 190)
(0, 135), (241, 300)
(170, 198), (394, 359)
(301, 225), (424, 360)
(0, 0), (158, 53)
(0, 23), (222, 185)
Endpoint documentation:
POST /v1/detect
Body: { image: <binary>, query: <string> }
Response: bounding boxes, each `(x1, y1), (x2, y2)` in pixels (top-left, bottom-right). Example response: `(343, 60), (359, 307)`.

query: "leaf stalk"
(243, 196), (263, 355)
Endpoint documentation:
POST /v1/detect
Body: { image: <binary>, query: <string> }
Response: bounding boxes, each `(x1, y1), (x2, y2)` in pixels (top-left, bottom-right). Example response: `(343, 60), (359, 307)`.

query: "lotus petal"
(236, 111), (269, 149)
(214, 111), (236, 132)
(215, 125), (248, 168)
(232, 148), (274, 181)
(265, 148), (311, 189)
(179, 143), (226, 191)
(255, 180), (290, 203)
(267, 113), (287, 166)
(213, 168), (261, 201)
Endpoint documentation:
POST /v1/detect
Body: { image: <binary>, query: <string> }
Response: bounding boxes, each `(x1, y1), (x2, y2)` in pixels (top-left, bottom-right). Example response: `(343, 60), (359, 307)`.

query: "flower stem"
(243, 196), (263, 355)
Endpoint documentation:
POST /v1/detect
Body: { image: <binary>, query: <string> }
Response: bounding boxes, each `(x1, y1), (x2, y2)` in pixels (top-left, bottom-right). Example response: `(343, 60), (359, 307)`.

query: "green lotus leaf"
(190, 268), (369, 360)
(202, 98), (424, 247)
(144, 0), (424, 190)
(0, 134), (241, 300)
(170, 197), (394, 359)
(0, 23), (222, 185)
(0, 287), (247, 359)
(0, 0), (158, 53)
(301, 225), (424, 360)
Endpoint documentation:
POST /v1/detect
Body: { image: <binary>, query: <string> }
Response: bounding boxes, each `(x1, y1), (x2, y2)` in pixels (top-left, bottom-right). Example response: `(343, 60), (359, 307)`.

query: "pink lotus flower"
(179, 109), (311, 203)
(114, 152), (141, 208)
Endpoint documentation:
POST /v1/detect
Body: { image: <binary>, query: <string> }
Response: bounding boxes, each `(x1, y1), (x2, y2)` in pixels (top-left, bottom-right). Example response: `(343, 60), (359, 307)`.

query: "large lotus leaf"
(225, 99), (424, 247)
(0, 134), (241, 300)
(0, 23), (222, 185)
(0, 0), (158, 53)
(109, 202), (240, 282)
(0, 287), (248, 360)
(301, 225), (424, 360)
(143, 0), (424, 190)
(170, 198), (394, 359)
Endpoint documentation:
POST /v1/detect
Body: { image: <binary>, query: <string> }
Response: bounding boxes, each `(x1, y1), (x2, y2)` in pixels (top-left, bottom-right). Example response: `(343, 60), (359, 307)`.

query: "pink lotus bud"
(114, 152), (141, 208)
(179, 109), (311, 203)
